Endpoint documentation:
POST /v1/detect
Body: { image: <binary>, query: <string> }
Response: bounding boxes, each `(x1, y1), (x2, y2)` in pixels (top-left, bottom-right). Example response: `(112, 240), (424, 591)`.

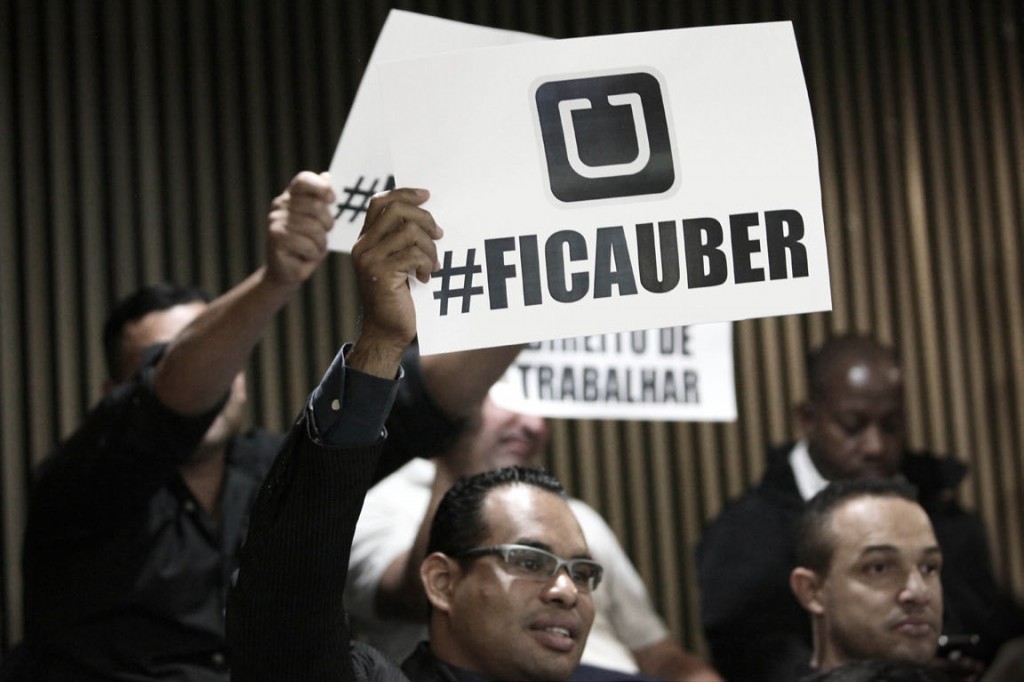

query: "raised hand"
(265, 171), (336, 287)
(348, 188), (443, 378)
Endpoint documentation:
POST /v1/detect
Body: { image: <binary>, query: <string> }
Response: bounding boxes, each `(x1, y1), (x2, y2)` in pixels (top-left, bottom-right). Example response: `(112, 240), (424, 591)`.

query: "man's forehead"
(122, 302), (206, 349)
(830, 496), (936, 552)
(821, 358), (903, 399)
(844, 361), (902, 387)
(116, 302), (208, 379)
(482, 485), (585, 546)
(819, 368), (903, 413)
(483, 484), (569, 521)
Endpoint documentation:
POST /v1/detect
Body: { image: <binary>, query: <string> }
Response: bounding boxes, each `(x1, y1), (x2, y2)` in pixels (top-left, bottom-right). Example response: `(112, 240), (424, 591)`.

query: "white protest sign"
(490, 323), (736, 421)
(326, 10), (545, 252)
(379, 21), (831, 355)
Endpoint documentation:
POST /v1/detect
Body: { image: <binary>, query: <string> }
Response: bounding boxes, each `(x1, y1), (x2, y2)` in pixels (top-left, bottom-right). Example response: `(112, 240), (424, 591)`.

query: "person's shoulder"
(698, 448), (804, 559)
(350, 640), (410, 682)
(901, 449), (974, 519)
(706, 446), (802, 525)
(566, 497), (621, 548)
(902, 449), (968, 491)
(701, 487), (795, 541)
(227, 428), (285, 475)
(567, 496), (604, 524)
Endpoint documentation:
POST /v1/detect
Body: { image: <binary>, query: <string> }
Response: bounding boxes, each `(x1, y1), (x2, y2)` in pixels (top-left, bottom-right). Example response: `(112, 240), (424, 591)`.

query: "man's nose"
(898, 568), (933, 604)
(860, 423), (886, 456)
(540, 568), (579, 607)
(522, 414), (549, 439)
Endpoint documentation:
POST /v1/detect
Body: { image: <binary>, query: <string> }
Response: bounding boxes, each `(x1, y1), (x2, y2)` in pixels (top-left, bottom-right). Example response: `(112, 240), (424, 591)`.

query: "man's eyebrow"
(857, 545), (899, 557)
(515, 539), (593, 560)
(857, 545), (943, 558)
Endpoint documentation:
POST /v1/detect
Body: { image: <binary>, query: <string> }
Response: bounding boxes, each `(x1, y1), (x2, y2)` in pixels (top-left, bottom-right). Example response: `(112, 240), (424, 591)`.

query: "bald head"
(807, 335), (902, 403)
(798, 335), (906, 481)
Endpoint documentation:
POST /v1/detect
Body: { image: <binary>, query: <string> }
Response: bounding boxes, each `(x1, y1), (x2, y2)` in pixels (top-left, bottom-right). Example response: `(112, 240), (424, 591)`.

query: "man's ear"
(421, 552), (459, 613)
(790, 567), (825, 615)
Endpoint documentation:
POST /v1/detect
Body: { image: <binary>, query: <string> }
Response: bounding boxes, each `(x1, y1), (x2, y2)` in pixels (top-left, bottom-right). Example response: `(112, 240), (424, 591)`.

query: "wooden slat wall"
(1, 0), (1021, 655)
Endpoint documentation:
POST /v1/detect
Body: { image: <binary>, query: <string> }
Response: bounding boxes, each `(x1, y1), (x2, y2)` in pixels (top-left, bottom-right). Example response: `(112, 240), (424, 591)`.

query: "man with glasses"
(407, 466), (603, 680)
(227, 188), (604, 681)
(347, 396), (721, 680)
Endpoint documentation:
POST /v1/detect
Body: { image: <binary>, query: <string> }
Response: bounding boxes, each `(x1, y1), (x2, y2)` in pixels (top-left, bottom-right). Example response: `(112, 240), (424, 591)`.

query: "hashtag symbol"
(432, 249), (484, 316)
(333, 175), (396, 222)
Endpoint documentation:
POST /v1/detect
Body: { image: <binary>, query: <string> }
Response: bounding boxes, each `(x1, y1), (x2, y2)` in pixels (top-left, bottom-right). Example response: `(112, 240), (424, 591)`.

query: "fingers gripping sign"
(350, 188), (444, 372)
(266, 171), (337, 287)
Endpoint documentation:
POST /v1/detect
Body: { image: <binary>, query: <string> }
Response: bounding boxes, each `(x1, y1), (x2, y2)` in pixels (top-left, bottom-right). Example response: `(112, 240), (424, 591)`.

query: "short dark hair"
(426, 466), (565, 558)
(805, 334), (901, 403)
(102, 283), (210, 379)
(795, 478), (918, 575)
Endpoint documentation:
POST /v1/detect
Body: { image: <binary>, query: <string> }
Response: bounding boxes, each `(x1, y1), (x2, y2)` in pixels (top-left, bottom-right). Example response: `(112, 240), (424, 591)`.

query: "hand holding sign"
(349, 188), (443, 372)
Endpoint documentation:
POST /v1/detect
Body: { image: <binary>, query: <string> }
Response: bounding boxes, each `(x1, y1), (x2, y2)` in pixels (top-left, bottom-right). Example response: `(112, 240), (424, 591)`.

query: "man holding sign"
(230, 188), (605, 681)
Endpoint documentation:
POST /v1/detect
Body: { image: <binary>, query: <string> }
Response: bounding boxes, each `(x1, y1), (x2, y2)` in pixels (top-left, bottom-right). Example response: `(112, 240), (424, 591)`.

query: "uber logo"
(535, 71), (675, 203)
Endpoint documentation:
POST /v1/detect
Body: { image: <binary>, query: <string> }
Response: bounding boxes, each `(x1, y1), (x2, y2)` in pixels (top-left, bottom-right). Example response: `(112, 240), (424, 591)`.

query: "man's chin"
(880, 633), (940, 665)
(520, 658), (578, 682)
(853, 465), (899, 481)
(493, 451), (536, 470)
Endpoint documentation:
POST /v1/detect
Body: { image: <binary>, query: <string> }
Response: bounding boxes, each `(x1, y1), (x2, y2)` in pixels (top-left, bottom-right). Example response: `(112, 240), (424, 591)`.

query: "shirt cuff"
(308, 343), (402, 448)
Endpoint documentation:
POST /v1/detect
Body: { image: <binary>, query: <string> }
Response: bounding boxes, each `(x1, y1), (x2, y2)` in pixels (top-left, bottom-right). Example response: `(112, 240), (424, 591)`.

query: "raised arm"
(226, 188), (441, 680)
(419, 344), (525, 418)
(153, 171), (335, 415)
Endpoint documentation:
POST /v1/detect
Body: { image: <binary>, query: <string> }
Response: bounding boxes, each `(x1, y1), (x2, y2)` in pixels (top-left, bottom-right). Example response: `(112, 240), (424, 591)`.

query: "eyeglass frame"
(456, 543), (604, 592)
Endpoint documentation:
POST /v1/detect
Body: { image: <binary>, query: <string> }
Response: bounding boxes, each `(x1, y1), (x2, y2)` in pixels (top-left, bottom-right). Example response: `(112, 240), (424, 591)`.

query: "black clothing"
(21, 348), (459, 681)
(227, 369), (658, 682)
(23, 361), (275, 681)
(697, 443), (1024, 682)
(399, 642), (659, 681)
(227, 400), (395, 681)
(402, 643), (486, 681)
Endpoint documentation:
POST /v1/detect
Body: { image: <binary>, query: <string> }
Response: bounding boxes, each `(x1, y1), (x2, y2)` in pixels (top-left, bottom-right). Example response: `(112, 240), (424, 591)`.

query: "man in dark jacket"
(696, 334), (1024, 681)
(227, 187), (609, 681)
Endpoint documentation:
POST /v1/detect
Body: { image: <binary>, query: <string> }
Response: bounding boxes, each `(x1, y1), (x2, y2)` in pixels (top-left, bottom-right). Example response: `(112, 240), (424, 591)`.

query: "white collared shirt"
(789, 440), (830, 502)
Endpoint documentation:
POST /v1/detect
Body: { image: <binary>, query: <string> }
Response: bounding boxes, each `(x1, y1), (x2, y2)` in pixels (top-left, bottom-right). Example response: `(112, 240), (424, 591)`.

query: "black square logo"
(535, 71), (675, 203)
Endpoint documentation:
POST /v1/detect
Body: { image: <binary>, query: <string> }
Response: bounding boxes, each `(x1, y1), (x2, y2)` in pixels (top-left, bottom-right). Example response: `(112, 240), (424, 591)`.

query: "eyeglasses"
(458, 543), (603, 592)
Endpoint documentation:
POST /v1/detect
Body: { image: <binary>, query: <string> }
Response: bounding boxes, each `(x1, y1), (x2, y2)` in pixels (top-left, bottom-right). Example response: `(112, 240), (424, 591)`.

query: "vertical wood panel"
(956, 1), (1011, 579)
(186, 0), (219, 291)
(17, 0), (57, 487)
(132, 0), (165, 285)
(159, 0), (195, 287)
(72, 0), (110, 414)
(215, 0), (253, 292)
(0, 0), (25, 647)
(981, 0), (1024, 587)
(45, 0), (81, 441)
